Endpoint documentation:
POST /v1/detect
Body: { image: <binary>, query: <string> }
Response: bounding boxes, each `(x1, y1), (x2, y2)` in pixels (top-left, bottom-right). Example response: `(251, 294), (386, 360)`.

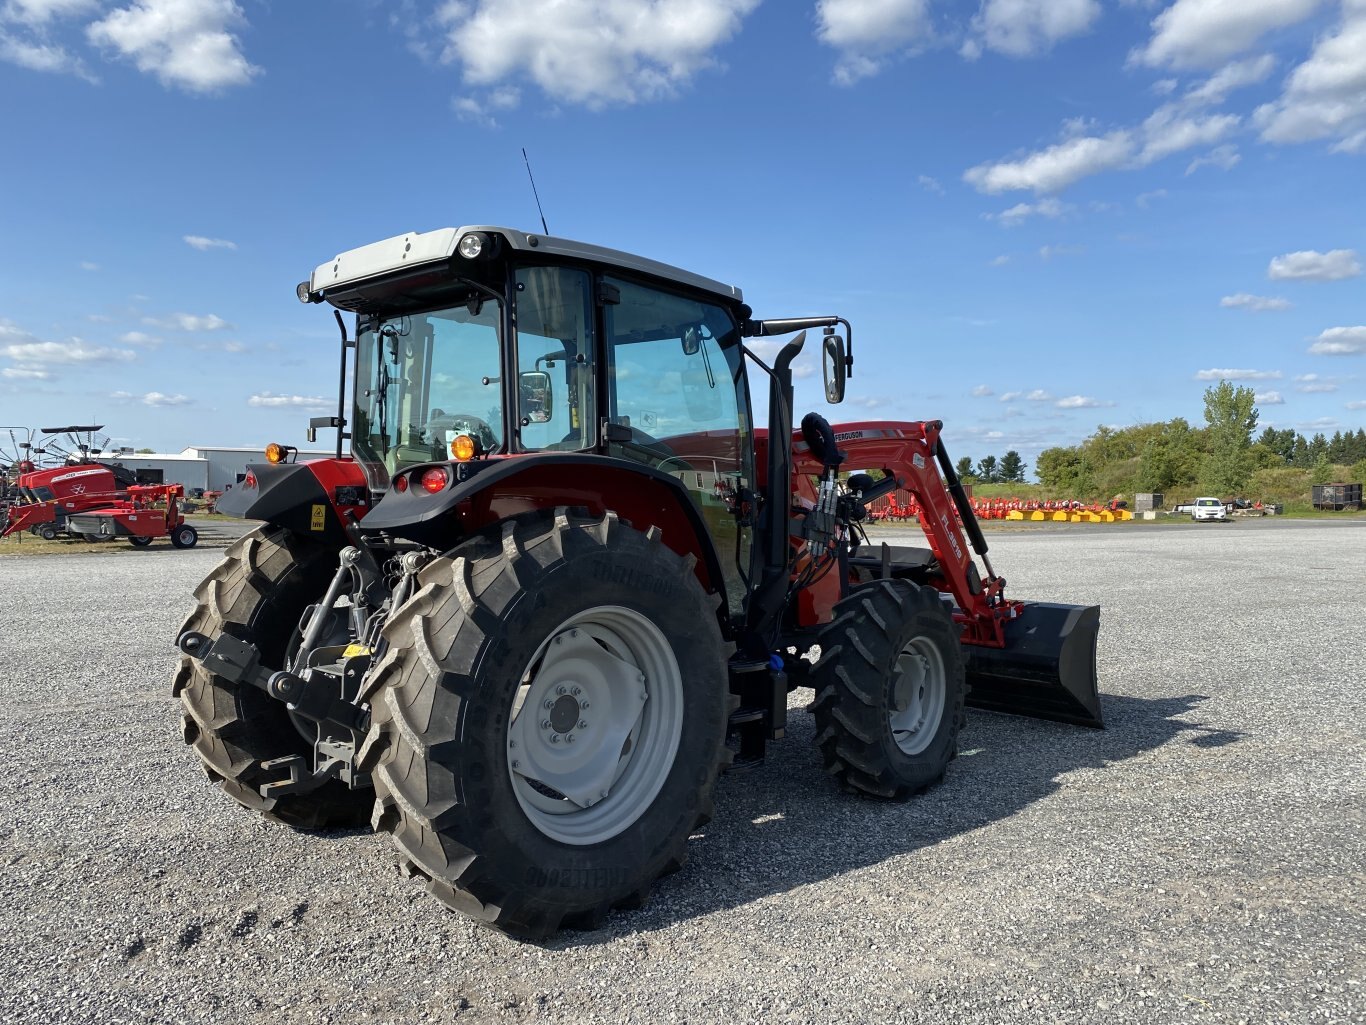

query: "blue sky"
(1, 0), (1363, 472)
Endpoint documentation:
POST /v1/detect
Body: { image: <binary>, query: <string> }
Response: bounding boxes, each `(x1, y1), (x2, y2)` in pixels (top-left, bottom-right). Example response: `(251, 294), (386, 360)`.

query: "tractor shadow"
(553, 691), (1239, 945)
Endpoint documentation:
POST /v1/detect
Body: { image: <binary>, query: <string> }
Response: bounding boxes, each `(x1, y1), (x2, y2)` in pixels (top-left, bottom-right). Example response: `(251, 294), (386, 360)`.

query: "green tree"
(1199, 380), (1258, 494)
(976, 455), (999, 483)
(1351, 458), (1366, 486)
(954, 456), (976, 481)
(1000, 450), (1026, 483)
(1309, 452), (1334, 484)
(136, 448), (155, 454)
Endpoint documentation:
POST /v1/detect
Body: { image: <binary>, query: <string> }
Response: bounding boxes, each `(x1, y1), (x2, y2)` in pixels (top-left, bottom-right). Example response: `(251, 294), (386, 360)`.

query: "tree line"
(954, 451), (1028, 484)
(1031, 381), (1366, 500)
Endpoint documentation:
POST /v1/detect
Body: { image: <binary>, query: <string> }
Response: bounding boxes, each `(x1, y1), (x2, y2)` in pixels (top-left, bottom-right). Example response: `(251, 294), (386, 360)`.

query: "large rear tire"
(810, 579), (965, 799)
(359, 508), (731, 939)
(173, 525), (372, 829)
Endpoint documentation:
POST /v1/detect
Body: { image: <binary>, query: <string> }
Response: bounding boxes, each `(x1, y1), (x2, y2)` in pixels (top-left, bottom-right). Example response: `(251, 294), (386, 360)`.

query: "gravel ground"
(1, 522), (1362, 1025)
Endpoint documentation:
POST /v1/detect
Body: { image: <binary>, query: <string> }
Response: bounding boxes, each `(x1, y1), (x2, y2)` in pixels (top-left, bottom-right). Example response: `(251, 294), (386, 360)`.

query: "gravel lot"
(1, 521), (1362, 1025)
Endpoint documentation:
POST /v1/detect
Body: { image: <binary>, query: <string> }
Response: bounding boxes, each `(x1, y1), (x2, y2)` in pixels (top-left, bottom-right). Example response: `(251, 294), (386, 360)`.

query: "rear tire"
(129, 535), (153, 547)
(173, 525), (371, 829)
(170, 524), (198, 548)
(810, 579), (965, 799)
(359, 508), (731, 939)
(37, 524), (58, 541)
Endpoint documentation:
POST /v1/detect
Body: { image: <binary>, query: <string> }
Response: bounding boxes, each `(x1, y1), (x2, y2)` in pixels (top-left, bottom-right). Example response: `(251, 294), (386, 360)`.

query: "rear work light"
(420, 468), (448, 494)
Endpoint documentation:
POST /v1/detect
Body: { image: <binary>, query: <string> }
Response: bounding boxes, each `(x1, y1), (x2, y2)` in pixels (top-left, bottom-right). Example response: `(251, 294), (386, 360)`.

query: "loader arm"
(791, 418), (1104, 728)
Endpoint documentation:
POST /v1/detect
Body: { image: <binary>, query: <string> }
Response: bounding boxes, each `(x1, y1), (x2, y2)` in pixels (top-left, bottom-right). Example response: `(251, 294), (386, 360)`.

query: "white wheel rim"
(888, 636), (947, 756)
(506, 606), (683, 846)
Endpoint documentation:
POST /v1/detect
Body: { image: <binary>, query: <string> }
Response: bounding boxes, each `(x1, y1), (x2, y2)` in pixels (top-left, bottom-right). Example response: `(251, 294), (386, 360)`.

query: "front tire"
(173, 526), (371, 829)
(359, 508), (731, 939)
(810, 579), (965, 799)
(170, 524), (198, 548)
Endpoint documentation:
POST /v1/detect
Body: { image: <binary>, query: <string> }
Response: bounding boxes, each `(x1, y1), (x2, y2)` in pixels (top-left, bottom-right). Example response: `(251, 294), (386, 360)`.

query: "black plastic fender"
(217, 462), (351, 546)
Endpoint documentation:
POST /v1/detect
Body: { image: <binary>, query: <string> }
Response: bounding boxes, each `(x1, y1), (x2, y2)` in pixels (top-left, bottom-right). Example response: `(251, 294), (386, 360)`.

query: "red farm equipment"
(174, 225), (1102, 939)
(1, 425), (198, 548)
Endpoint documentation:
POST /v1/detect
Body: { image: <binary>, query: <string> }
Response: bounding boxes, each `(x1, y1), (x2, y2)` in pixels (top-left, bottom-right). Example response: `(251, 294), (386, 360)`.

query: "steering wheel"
(424, 411), (496, 451)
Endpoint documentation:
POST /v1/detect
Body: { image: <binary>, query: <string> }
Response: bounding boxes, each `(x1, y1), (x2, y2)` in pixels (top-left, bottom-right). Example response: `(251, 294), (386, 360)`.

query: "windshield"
(353, 297), (503, 488)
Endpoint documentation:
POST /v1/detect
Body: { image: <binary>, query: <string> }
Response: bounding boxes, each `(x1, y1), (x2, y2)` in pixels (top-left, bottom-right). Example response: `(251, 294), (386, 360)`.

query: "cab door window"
(514, 266), (595, 451)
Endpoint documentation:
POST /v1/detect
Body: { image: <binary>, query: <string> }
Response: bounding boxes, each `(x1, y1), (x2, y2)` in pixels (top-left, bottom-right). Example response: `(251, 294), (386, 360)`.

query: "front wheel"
(359, 508), (731, 938)
(129, 535), (153, 548)
(37, 524), (58, 541)
(170, 524), (198, 548)
(810, 579), (965, 799)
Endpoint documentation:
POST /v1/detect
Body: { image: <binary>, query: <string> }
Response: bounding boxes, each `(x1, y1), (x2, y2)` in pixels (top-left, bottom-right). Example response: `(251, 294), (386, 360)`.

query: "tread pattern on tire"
(358, 506), (732, 939)
(175, 525), (371, 830)
(809, 578), (966, 800)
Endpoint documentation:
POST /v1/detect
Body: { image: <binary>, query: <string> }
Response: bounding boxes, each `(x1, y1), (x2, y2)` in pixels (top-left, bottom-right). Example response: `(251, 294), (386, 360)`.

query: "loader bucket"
(963, 602), (1103, 728)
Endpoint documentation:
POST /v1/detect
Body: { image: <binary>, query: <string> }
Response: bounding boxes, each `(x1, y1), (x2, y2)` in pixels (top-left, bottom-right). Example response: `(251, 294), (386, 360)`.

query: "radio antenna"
(522, 148), (549, 236)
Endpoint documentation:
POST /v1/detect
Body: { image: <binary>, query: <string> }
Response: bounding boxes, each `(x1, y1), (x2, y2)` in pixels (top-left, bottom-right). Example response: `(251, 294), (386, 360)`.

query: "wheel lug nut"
(550, 735), (560, 744)
(578, 720), (588, 729)
(565, 734), (575, 743)
(541, 719), (552, 730)
(556, 685), (567, 696)
(580, 701), (590, 710)
(571, 686), (582, 696)
(543, 699), (554, 710)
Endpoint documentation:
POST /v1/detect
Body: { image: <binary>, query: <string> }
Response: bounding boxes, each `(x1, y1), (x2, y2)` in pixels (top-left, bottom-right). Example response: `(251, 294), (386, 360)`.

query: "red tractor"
(175, 226), (1101, 938)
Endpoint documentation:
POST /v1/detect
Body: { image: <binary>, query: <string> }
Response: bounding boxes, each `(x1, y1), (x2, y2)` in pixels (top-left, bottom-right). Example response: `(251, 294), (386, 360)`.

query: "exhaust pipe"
(963, 602), (1103, 728)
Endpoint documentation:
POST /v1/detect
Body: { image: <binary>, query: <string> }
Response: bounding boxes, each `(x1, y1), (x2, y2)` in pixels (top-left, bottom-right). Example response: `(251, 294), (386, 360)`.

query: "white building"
(106, 445), (336, 492)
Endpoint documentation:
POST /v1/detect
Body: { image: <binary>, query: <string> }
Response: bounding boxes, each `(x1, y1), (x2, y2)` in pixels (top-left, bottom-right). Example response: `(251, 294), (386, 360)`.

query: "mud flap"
(963, 602), (1103, 728)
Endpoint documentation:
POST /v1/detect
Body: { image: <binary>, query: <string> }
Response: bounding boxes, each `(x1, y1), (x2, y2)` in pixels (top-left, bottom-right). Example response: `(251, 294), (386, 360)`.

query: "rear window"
(1197, 499), (1221, 507)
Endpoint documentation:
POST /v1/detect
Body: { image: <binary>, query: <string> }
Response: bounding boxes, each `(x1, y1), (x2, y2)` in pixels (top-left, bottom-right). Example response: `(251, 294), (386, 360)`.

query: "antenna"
(522, 148), (549, 236)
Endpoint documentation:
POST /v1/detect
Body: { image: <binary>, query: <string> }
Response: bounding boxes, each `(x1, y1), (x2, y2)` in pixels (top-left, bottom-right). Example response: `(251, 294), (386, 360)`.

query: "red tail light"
(420, 468), (448, 494)
(392, 473), (408, 493)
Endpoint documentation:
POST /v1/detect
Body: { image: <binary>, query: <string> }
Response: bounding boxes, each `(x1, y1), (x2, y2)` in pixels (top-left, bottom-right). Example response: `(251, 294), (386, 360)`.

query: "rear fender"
(217, 459), (369, 546)
(359, 454), (727, 603)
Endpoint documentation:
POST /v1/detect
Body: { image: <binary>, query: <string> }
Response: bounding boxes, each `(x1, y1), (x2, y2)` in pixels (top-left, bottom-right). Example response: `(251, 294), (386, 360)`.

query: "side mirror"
(822, 333), (847, 404)
(519, 370), (554, 424)
(680, 325), (703, 356)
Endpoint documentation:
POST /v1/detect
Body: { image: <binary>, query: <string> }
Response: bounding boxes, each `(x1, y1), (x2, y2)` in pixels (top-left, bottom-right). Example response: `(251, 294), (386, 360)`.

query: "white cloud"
(968, 0), (1101, 58)
(1137, 103), (1239, 163)
(917, 174), (945, 194)
(1268, 248), (1361, 281)
(86, 0), (259, 93)
(1186, 143), (1241, 174)
(451, 87), (520, 127)
(816, 0), (931, 84)
(1308, 326), (1366, 355)
(437, 0), (759, 106)
(118, 330), (162, 346)
(989, 254), (1011, 266)
(1025, 388), (1053, 401)
(1194, 367), (1283, 381)
(143, 312), (232, 331)
(1254, 390), (1285, 404)
(1183, 53), (1277, 106)
(999, 390), (1021, 401)
(1136, 187), (1168, 207)
(141, 390), (191, 406)
(965, 131), (1133, 193)
(247, 392), (334, 409)
(1134, 0), (1327, 71)
(79, 260), (99, 271)
(183, 234), (237, 250)
(1220, 293), (1291, 311)
(1, 366), (51, 379)
(971, 384), (994, 396)
(1294, 373), (1338, 391)
(990, 196), (1068, 226)
(0, 31), (93, 79)
(1255, 2), (1366, 152)
(1, 0), (99, 24)
(1346, 399), (1366, 410)
(1055, 394), (1114, 408)
(1038, 244), (1084, 259)
(2, 339), (137, 364)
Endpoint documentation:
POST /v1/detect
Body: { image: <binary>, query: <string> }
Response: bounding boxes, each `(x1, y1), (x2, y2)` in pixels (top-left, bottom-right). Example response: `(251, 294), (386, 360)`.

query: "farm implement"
(173, 224), (1103, 938)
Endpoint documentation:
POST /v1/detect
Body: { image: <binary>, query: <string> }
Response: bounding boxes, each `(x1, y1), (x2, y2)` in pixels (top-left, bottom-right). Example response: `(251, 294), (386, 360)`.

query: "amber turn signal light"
(450, 434), (477, 462)
(264, 442), (287, 464)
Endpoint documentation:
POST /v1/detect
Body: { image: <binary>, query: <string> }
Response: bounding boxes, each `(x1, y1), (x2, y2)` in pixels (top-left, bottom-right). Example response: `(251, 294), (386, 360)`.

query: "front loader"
(174, 225), (1101, 938)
